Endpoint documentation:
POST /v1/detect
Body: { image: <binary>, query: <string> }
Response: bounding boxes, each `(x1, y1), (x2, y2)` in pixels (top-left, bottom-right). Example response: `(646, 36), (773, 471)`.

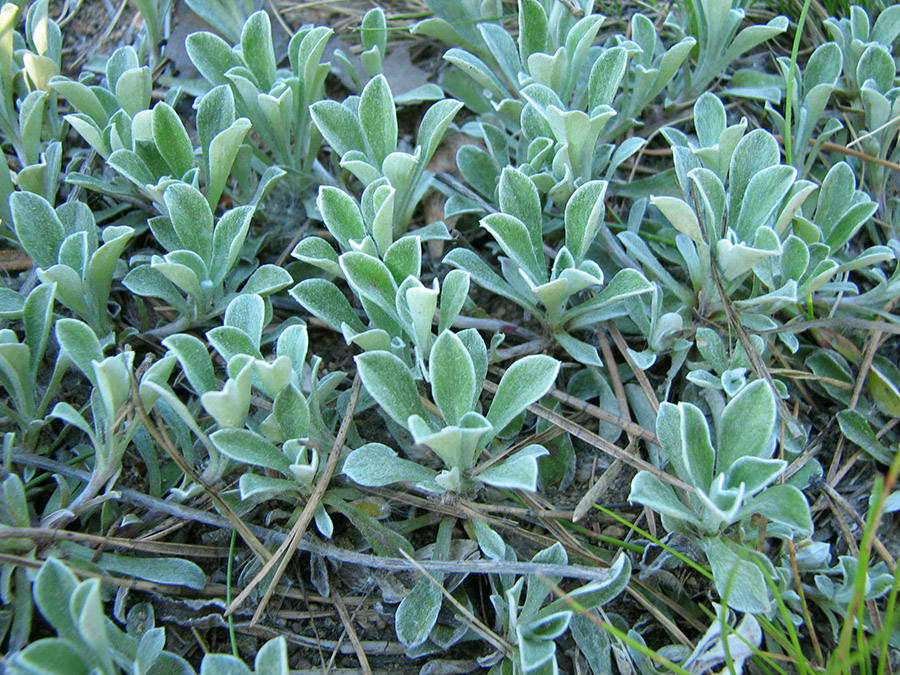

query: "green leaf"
(728, 130), (780, 216)
(703, 538), (770, 615)
(309, 100), (366, 158)
(565, 180), (608, 262)
(242, 264), (292, 296)
(499, 168), (543, 255)
(92, 550), (206, 589)
(211, 428), (291, 474)
(209, 205), (255, 285)
(317, 186), (366, 250)
(255, 637), (289, 675)
(518, 0), (548, 62)
(739, 484), (812, 535)
(429, 330), (476, 425)
(201, 360), (252, 428)
(487, 355), (559, 435)
(8, 639), (91, 675)
(288, 279), (366, 333)
(340, 251), (400, 323)
(477, 444), (548, 491)
(54, 318), (102, 384)
(200, 654), (252, 675)
(162, 334), (216, 395)
(416, 98), (463, 166)
(717, 380), (776, 470)
(359, 74), (397, 166)
(437, 270), (469, 334)
(153, 102), (194, 178)
(23, 282), (55, 377)
(342, 443), (437, 486)
(164, 183), (213, 263)
(273, 384), (309, 440)
(837, 409), (893, 464)
(34, 558), (79, 643)
(481, 212), (546, 284)
(10, 191), (64, 269)
(629, 471), (697, 525)
(241, 11), (276, 90)
(396, 578), (442, 647)
(355, 351), (427, 427)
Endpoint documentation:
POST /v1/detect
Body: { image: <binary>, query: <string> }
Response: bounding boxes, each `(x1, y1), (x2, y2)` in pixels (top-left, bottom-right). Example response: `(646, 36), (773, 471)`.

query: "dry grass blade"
(330, 588), (373, 675)
(227, 373), (361, 623)
(129, 368), (272, 563)
(397, 548), (514, 658)
(0, 527), (227, 557)
(483, 380), (693, 493)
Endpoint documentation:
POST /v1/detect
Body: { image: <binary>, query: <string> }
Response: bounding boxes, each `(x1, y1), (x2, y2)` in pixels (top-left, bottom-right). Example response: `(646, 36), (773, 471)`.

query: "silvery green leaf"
(396, 578), (442, 647)
(733, 165), (797, 242)
(499, 167), (543, 254)
(309, 100), (366, 158)
(162, 334), (216, 395)
(555, 331), (602, 366)
(738, 484), (812, 535)
(472, 517), (506, 560)
(0, 288), (25, 319)
(717, 380), (776, 470)
(206, 117), (251, 210)
(55, 318), (102, 384)
(93, 354), (132, 421)
(728, 129), (780, 215)
(437, 270), (469, 334)
(727, 456), (786, 496)
(694, 92), (727, 148)
(242, 264), (292, 296)
(651, 196), (702, 243)
(715, 237), (778, 281)
(224, 293), (265, 349)
(317, 186), (366, 251)
(417, 98), (463, 166)
(200, 654), (252, 675)
(343, 443), (437, 486)
(211, 428), (291, 474)
(207, 327), (262, 365)
(563, 268), (654, 329)
(429, 330), (476, 425)
(34, 558), (79, 643)
(355, 350), (427, 427)
(481, 213), (546, 284)
(442, 249), (536, 313)
(588, 45), (627, 110)
(122, 266), (189, 316)
(240, 11), (275, 90)
(91, 549), (206, 589)
(477, 444), (548, 491)
(273, 384), (309, 440)
(108, 149), (155, 188)
(384, 235), (421, 284)
(254, 355), (292, 397)
(518, 636), (556, 673)
(10, 191), (64, 269)
(340, 251), (400, 323)
(239, 474), (301, 500)
(153, 103), (194, 179)
(487, 354), (559, 434)
(23, 282), (55, 376)
(837, 409), (892, 464)
(518, 0), (548, 62)
(289, 279), (366, 334)
(657, 400), (715, 492)
(9, 638), (91, 674)
(114, 66), (151, 118)
(545, 553), (631, 615)
(89, 226), (134, 314)
(276, 324), (308, 376)
(48, 73), (109, 126)
(201, 360), (252, 428)
(629, 472), (697, 525)
(565, 180), (608, 263)
(291, 237), (341, 277)
(456, 143), (500, 199)
(359, 74), (397, 166)
(164, 183), (213, 263)
(255, 637), (289, 675)
(134, 627), (166, 674)
(703, 538), (770, 614)
(682, 607), (761, 675)
(405, 280), (438, 361)
(443, 48), (508, 99)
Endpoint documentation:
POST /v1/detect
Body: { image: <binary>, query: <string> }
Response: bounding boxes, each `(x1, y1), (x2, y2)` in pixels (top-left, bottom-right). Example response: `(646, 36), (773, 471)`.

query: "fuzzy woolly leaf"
(211, 428), (292, 474)
(343, 443), (437, 486)
(356, 351), (427, 427)
(487, 355), (559, 435)
(717, 380), (776, 470)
